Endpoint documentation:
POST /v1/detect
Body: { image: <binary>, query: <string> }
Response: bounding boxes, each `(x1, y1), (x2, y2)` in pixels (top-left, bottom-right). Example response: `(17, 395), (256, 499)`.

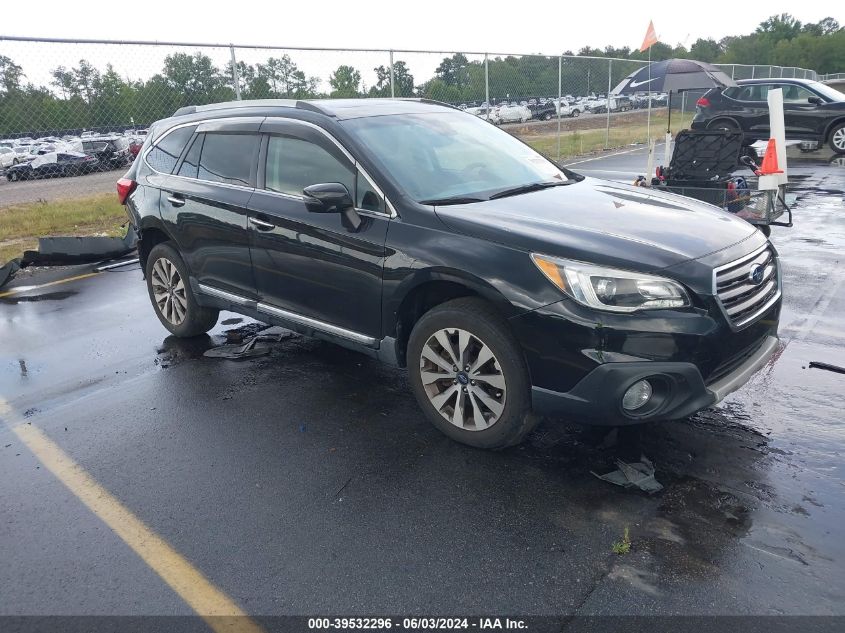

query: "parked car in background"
(530, 99), (582, 121)
(5, 151), (99, 181)
(495, 103), (532, 124)
(82, 136), (133, 169)
(128, 137), (144, 158)
(0, 146), (20, 170)
(692, 78), (845, 154)
(122, 98), (781, 450)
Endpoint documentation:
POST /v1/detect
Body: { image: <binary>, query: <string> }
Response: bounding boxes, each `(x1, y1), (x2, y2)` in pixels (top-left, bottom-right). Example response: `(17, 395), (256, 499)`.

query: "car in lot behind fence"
(5, 151), (100, 181)
(121, 98), (781, 450)
(691, 78), (845, 153)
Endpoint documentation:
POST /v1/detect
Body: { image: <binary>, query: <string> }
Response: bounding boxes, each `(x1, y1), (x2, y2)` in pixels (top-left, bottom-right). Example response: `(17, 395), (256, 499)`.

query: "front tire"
(145, 242), (219, 337)
(828, 122), (845, 154)
(407, 297), (535, 449)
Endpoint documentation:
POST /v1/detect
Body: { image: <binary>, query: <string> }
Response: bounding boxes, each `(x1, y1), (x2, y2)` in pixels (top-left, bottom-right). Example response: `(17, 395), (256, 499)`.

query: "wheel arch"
(823, 117), (845, 143)
(137, 219), (177, 276)
(388, 269), (519, 368)
(706, 116), (742, 130)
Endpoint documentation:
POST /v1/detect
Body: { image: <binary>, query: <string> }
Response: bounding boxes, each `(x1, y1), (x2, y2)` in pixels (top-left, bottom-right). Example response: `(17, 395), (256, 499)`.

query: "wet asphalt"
(1, 149), (844, 626)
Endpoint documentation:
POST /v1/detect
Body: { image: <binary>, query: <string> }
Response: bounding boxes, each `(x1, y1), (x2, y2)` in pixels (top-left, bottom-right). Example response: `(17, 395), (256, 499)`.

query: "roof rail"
(171, 99), (299, 118)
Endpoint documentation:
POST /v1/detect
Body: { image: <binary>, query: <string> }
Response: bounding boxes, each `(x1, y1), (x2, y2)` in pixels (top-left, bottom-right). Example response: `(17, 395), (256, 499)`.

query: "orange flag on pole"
(640, 20), (659, 52)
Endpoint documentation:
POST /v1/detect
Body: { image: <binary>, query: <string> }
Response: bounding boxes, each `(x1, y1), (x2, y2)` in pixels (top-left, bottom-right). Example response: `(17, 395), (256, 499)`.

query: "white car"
(494, 104), (532, 124)
(0, 146), (21, 170)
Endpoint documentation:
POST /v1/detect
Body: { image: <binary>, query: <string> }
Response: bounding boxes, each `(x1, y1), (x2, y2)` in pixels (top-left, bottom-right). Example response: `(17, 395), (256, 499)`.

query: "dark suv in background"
(692, 78), (845, 153)
(82, 136), (133, 169)
(120, 99), (780, 449)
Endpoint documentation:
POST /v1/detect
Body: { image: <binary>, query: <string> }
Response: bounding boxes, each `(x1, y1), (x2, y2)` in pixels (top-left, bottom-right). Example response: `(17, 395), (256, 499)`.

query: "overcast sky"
(1, 0), (842, 95)
(3, 0), (843, 54)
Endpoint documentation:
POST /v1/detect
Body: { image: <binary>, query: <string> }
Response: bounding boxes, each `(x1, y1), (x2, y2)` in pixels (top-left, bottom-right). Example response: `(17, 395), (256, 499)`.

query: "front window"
(805, 81), (845, 102)
(342, 112), (577, 203)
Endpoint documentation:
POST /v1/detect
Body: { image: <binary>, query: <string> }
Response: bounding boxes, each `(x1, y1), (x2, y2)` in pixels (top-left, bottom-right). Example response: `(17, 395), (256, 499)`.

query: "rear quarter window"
(146, 125), (198, 174)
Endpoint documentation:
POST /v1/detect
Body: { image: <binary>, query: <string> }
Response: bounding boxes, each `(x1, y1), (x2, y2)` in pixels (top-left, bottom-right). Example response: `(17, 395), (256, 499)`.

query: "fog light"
(622, 380), (653, 411)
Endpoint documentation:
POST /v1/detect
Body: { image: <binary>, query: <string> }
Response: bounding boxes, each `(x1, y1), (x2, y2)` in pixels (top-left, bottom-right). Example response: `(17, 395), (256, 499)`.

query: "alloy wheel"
(832, 127), (845, 151)
(419, 328), (506, 431)
(151, 257), (188, 325)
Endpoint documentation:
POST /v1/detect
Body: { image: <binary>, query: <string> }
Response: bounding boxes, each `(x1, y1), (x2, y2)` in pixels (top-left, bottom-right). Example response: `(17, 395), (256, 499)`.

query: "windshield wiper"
(488, 180), (569, 200)
(419, 195), (487, 205)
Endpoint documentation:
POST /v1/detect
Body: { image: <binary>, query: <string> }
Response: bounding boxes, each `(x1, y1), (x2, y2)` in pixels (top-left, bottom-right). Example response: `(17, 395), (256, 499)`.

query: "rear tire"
(407, 297), (535, 449)
(828, 122), (845, 154)
(145, 242), (219, 337)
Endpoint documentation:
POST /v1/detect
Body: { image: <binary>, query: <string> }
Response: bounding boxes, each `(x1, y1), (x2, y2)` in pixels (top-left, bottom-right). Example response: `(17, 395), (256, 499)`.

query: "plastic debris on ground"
(592, 455), (664, 494)
(203, 327), (292, 360)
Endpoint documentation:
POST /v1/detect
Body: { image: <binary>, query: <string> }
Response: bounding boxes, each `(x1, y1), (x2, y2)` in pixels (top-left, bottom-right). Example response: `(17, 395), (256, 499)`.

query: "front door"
(247, 121), (390, 341)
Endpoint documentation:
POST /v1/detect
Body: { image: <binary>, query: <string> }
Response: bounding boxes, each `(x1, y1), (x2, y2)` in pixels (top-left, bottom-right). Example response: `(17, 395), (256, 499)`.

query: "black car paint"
(124, 99), (780, 426)
(692, 78), (845, 145)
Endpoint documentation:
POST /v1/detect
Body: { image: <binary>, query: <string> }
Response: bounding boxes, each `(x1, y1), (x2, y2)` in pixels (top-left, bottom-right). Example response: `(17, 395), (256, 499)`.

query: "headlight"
(531, 254), (691, 312)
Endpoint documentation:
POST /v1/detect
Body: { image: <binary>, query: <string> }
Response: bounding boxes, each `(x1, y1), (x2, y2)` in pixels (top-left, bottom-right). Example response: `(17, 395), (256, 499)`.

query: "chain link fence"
(0, 36), (827, 164)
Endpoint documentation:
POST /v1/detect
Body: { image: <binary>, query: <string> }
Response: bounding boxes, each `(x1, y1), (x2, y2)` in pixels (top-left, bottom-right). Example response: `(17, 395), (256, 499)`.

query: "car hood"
(433, 177), (760, 272)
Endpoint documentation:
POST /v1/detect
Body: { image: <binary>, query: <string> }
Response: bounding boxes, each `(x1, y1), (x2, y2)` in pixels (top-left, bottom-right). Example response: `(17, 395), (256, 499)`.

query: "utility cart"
(652, 130), (793, 236)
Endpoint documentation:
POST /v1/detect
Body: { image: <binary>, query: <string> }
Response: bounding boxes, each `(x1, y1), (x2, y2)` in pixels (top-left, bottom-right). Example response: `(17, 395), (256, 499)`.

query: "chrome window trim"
(143, 118), (259, 194)
(712, 243), (782, 330)
(145, 115), (396, 218)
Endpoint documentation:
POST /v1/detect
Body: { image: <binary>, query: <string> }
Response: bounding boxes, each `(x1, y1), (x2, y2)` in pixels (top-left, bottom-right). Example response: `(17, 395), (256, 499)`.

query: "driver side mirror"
(808, 96), (823, 105)
(302, 182), (362, 232)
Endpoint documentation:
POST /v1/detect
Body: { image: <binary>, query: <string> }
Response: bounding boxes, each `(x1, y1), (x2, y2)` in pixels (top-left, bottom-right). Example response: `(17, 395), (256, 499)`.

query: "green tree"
(435, 53), (470, 89)
(371, 60), (414, 97)
(329, 65), (361, 97)
(161, 52), (230, 106)
(689, 38), (723, 63)
(0, 55), (24, 93)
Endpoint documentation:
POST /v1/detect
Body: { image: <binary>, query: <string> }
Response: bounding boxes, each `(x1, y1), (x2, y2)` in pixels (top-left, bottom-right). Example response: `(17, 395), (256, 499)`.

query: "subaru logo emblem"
(749, 264), (765, 285)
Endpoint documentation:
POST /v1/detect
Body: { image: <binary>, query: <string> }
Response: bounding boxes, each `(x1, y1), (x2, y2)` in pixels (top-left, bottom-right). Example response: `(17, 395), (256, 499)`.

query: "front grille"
(715, 245), (780, 328)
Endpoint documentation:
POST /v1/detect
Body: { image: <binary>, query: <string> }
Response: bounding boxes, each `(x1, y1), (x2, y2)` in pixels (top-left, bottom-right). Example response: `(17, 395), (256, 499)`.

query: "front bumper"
(531, 334), (779, 425)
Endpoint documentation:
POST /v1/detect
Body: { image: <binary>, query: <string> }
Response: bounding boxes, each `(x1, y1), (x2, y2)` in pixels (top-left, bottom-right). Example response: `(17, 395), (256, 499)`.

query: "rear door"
(722, 84), (773, 136)
(157, 118), (262, 300)
(247, 119), (390, 341)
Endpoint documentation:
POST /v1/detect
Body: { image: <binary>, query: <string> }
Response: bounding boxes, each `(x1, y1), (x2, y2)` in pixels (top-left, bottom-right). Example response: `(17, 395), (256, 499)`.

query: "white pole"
(767, 87), (787, 186)
(646, 46), (652, 178)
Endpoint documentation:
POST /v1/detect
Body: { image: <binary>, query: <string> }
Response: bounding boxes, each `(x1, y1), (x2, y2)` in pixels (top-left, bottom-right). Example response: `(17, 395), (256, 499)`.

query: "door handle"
(249, 217), (276, 231)
(167, 194), (185, 207)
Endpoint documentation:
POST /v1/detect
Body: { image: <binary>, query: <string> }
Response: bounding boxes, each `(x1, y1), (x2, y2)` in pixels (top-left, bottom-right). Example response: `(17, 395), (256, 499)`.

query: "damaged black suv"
(119, 99), (780, 449)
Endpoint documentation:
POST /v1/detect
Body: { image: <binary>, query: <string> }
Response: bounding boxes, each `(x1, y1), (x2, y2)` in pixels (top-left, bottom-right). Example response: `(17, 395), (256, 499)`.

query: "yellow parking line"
(0, 271), (101, 298)
(3, 405), (264, 633)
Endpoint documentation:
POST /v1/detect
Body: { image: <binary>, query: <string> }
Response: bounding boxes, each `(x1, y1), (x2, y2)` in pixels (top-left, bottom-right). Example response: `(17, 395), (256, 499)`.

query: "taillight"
(696, 97), (711, 108)
(117, 178), (137, 205)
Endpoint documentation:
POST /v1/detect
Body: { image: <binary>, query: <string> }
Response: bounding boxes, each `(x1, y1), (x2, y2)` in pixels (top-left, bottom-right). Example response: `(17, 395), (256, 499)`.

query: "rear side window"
(265, 135), (354, 197)
(177, 134), (203, 179)
(146, 125), (197, 174)
(197, 133), (258, 186)
(725, 84), (774, 102)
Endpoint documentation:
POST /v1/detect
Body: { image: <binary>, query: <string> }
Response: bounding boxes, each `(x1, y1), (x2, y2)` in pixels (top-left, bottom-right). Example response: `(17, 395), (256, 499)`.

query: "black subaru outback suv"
(119, 99), (780, 449)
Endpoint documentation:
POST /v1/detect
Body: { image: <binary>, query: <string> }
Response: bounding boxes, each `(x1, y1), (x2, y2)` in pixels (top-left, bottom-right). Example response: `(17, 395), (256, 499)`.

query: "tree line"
(0, 13), (841, 136)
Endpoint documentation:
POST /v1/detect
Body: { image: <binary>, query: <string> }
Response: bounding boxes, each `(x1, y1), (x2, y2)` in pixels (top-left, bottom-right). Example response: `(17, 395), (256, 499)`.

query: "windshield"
(342, 112), (578, 203)
(808, 81), (845, 102)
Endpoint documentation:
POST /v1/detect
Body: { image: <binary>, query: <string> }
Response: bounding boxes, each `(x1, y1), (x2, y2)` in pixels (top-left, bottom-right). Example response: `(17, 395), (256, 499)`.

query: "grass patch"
(0, 193), (126, 263)
(611, 527), (632, 555)
(520, 110), (694, 161)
